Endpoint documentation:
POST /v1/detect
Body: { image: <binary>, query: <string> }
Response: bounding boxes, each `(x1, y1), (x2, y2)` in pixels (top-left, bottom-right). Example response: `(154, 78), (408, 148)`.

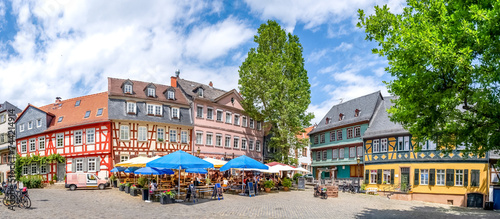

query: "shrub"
(264, 180), (274, 188)
(282, 178), (292, 188)
(125, 182), (132, 187)
(360, 184), (366, 191)
(52, 174), (57, 181)
(137, 177), (148, 188)
(293, 173), (302, 183)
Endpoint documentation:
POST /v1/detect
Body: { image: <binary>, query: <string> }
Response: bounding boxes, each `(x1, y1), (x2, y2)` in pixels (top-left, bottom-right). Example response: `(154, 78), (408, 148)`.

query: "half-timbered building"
(15, 93), (112, 181)
(107, 78), (193, 165)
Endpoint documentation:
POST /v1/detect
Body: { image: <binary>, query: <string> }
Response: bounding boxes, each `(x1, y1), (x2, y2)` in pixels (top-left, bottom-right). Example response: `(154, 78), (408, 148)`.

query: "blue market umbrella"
(110, 166), (126, 173)
(124, 167), (140, 173)
(219, 155), (268, 194)
(134, 167), (163, 175)
(146, 150), (214, 196)
(185, 168), (208, 174)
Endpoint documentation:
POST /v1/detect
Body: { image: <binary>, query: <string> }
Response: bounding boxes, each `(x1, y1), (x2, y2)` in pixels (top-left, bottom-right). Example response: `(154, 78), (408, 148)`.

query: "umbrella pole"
(178, 167), (181, 199)
(242, 169), (244, 195)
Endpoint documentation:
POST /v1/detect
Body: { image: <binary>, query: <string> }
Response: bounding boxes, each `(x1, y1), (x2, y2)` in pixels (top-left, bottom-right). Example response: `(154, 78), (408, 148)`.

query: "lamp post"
(197, 147), (201, 157)
(356, 157), (361, 188)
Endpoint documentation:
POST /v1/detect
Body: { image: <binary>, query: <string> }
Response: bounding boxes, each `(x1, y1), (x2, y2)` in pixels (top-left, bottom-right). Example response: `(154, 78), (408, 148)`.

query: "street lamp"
(197, 147), (201, 157)
(356, 157), (361, 178)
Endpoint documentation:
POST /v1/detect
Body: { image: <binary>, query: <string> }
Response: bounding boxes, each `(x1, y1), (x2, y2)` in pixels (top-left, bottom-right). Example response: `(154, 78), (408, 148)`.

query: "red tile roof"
(108, 77), (189, 106)
(296, 126), (314, 140)
(38, 92), (109, 131)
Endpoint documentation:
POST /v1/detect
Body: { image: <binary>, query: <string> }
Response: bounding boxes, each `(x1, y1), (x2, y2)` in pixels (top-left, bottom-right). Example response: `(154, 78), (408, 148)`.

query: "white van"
(65, 173), (109, 191)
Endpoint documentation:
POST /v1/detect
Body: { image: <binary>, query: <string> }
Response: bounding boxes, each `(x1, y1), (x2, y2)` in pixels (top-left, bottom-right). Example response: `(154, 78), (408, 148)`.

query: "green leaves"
(359, 0), (500, 155)
(238, 20), (314, 163)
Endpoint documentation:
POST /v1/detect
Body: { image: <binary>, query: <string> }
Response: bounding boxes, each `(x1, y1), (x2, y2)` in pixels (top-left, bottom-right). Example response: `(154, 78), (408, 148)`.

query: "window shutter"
(464, 169), (468, 187)
(390, 169), (394, 185)
(377, 169), (382, 184)
(429, 169), (435, 186)
(446, 169), (454, 186)
(471, 170), (480, 187)
(83, 158), (88, 172)
(28, 165), (32, 175)
(96, 157), (101, 171)
(72, 159), (76, 173)
(365, 170), (369, 184)
(414, 169), (419, 185)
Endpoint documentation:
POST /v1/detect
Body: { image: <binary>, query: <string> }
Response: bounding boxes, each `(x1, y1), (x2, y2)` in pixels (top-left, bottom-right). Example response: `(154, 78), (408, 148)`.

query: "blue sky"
(0, 0), (405, 124)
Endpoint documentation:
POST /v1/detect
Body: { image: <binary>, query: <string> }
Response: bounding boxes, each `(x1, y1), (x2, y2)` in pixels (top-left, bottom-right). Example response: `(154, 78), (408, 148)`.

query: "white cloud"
(307, 48), (328, 63)
(333, 42), (353, 52)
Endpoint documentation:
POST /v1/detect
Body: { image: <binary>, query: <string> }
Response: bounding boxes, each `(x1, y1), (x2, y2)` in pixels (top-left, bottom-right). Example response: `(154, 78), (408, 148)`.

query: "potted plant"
(205, 178), (211, 185)
(160, 189), (176, 204)
(158, 138), (164, 142)
(125, 182), (132, 193)
(264, 180), (274, 193)
(282, 178), (292, 191)
(130, 185), (138, 196)
(137, 176), (148, 188)
(293, 173), (303, 184)
(360, 183), (366, 193)
(52, 174), (57, 183)
(119, 182), (125, 191)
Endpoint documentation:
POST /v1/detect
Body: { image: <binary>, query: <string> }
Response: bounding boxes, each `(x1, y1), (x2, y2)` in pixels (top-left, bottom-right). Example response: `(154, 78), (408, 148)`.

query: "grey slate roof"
(362, 96), (409, 139)
(0, 101), (21, 114)
(108, 99), (193, 126)
(176, 78), (227, 102)
(309, 91), (383, 135)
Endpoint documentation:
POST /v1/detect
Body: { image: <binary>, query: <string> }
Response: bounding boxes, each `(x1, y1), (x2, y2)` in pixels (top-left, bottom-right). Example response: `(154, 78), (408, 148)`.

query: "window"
(181, 131), (188, 143)
(207, 108), (213, 120)
(256, 141), (261, 151)
(354, 126), (361, 137)
(325, 117), (330, 124)
(37, 118), (42, 127)
(39, 137), (45, 150)
(347, 128), (353, 139)
(370, 170), (377, 184)
(171, 108), (179, 119)
(225, 112), (232, 123)
(20, 123), (24, 132)
(23, 166), (28, 175)
(124, 84), (132, 93)
(242, 116), (247, 127)
(471, 169), (480, 187)
(404, 136), (410, 151)
(354, 109), (360, 117)
(216, 110), (223, 121)
(56, 133), (64, 147)
(127, 102), (136, 114)
(436, 169), (445, 185)
(224, 135), (231, 148)
(29, 139), (36, 152)
(197, 106), (203, 118)
(383, 170), (391, 184)
(198, 88), (203, 97)
(455, 169), (463, 186)
(120, 126), (130, 140)
(373, 139), (379, 153)
(349, 147), (355, 158)
(257, 121), (262, 130)
(241, 138), (247, 150)
(398, 136), (410, 151)
(322, 150), (327, 160)
(28, 121), (33, 130)
(40, 165), (47, 174)
(428, 140), (437, 150)
(215, 134), (222, 147)
(75, 130), (82, 145)
(249, 119), (254, 129)
(75, 159), (83, 172)
(87, 128), (95, 144)
(249, 140), (254, 150)
(170, 130), (177, 142)
(168, 90), (175, 99)
(147, 104), (154, 115)
(206, 133), (213, 145)
(332, 149), (338, 159)
(147, 87), (155, 97)
(58, 116), (63, 122)
(339, 113), (344, 121)
(357, 146), (363, 157)
(88, 158), (96, 172)
(138, 126), (147, 141)
(157, 128), (164, 141)
(339, 148), (344, 159)
(337, 130), (342, 141)
(330, 131), (335, 142)
(320, 134), (325, 143)
(314, 135), (319, 144)
(147, 104), (163, 116)
(96, 108), (103, 116)
(31, 163), (37, 175)
(233, 137), (239, 149)
(302, 149), (307, 157)
(196, 132), (203, 144)
(155, 105), (162, 116)
(84, 111), (91, 118)
(316, 151), (321, 161)
(420, 169), (429, 185)
(380, 138), (387, 152)
(234, 115), (240, 125)
(21, 141), (27, 153)
(75, 100), (81, 106)
(120, 155), (129, 162)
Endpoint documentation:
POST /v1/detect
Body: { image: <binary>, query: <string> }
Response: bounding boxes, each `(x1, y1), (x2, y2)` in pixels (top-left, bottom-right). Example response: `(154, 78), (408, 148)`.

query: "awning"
(203, 157), (227, 168)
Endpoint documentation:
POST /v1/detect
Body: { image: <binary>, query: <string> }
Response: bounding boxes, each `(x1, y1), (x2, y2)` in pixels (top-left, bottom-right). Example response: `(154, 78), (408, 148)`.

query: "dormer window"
(84, 111), (91, 118)
(198, 88), (204, 97)
(339, 113), (344, 121)
(147, 88), (155, 97)
(171, 108), (179, 119)
(127, 102), (136, 114)
(325, 117), (330, 124)
(167, 90), (175, 100)
(355, 109), (360, 117)
(124, 84), (133, 94)
(58, 116), (63, 123)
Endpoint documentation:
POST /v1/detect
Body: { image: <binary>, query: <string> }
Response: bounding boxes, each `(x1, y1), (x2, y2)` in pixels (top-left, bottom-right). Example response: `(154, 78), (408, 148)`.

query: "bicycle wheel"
(20, 196), (31, 209)
(3, 194), (15, 207)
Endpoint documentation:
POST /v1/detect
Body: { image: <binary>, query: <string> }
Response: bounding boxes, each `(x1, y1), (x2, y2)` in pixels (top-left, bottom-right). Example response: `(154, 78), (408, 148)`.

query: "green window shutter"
(464, 169), (468, 187)
(365, 170), (369, 184)
(471, 170), (480, 187)
(414, 169), (419, 185)
(429, 169), (435, 186)
(446, 169), (454, 186)
(377, 169), (382, 184)
(390, 169), (394, 185)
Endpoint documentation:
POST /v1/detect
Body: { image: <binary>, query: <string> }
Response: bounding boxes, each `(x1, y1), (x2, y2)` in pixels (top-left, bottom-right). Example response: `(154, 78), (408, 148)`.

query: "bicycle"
(3, 186), (31, 209)
(320, 187), (328, 199)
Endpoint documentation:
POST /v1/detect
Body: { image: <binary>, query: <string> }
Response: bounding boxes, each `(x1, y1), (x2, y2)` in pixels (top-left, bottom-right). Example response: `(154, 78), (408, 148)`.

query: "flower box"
(160, 196), (175, 204)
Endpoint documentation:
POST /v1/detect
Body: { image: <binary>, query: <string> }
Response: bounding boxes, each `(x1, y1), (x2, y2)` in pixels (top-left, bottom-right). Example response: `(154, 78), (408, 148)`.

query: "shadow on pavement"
(355, 206), (500, 219)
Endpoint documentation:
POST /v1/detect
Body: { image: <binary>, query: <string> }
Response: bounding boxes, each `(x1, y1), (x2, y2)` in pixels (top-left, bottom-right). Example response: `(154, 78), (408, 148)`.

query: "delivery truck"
(65, 173), (109, 191)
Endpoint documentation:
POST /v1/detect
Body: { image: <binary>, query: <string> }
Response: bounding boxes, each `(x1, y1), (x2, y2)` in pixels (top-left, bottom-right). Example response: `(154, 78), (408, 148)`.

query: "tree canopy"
(358, 0), (500, 155)
(238, 20), (314, 163)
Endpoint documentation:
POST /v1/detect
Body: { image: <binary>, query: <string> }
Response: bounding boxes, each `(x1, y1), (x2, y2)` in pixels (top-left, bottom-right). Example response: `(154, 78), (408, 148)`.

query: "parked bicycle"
(2, 185), (31, 209)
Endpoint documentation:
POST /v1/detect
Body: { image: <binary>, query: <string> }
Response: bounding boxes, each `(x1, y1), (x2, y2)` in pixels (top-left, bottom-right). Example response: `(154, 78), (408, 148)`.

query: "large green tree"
(358, 0), (500, 155)
(238, 20), (314, 164)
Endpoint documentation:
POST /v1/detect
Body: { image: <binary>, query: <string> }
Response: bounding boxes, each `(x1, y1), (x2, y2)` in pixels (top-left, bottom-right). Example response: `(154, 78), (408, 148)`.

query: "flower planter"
(142, 189), (149, 201)
(125, 186), (131, 194)
(119, 185), (125, 191)
(283, 187), (289, 191)
(130, 188), (138, 196)
(160, 196), (175, 204)
(265, 188), (271, 193)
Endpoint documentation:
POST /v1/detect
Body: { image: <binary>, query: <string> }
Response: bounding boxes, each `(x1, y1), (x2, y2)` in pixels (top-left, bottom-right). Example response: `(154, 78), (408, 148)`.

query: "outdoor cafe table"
(194, 185), (214, 198)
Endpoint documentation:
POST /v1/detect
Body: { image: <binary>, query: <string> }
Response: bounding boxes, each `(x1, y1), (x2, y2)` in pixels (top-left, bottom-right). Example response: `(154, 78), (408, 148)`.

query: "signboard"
(248, 182), (255, 197)
(298, 177), (305, 190)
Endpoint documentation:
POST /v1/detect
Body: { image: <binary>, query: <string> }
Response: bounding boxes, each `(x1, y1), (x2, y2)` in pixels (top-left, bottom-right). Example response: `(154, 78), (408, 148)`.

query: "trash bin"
(142, 189), (149, 201)
(484, 201), (494, 210)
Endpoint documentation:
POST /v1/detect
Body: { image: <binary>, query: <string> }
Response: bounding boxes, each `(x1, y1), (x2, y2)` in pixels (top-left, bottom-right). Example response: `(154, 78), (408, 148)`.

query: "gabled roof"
(362, 96), (409, 139)
(0, 101), (22, 114)
(297, 126), (314, 140)
(14, 104), (55, 123)
(108, 77), (189, 106)
(213, 89), (243, 103)
(177, 78), (228, 102)
(37, 92), (109, 132)
(309, 91), (383, 135)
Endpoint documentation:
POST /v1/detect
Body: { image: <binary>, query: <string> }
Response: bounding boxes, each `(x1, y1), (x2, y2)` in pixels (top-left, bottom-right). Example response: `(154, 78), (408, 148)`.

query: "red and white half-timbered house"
(15, 92), (112, 181)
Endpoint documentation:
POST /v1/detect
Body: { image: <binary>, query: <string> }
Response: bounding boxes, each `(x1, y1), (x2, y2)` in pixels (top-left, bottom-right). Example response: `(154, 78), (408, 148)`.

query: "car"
(65, 173), (109, 191)
(304, 174), (314, 179)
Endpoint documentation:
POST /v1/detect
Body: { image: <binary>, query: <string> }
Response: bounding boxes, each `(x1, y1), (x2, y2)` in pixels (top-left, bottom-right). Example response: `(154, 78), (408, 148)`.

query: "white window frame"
(337, 130), (342, 141)
(40, 164), (47, 174)
(86, 128), (95, 144)
(39, 137), (45, 150)
(20, 123), (24, 132)
(216, 110), (223, 121)
(373, 139), (379, 153)
(21, 141), (27, 153)
(168, 90), (175, 99)
(316, 151), (321, 161)
(225, 135), (231, 148)
(257, 121), (262, 130)
(207, 108), (213, 120)
(120, 155), (129, 162)
(357, 146), (363, 157)
(420, 169), (429, 185)
(120, 125), (130, 140)
(124, 84), (132, 93)
(31, 163), (37, 175)
(197, 106), (203, 118)
(127, 102), (136, 114)
(170, 130), (177, 142)
(383, 170), (391, 184)
(255, 141), (260, 151)
(206, 133), (213, 145)
(75, 159), (83, 172)
(138, 126), (147, 141)
(29, 138), (36, 152)
(28, 121), (33, 130)
(249, 140), (254, 150)
(181, 131), (188, 143)
(56, 133), (64, 148)
(347, 128), (353, 139)
(22, 166), (28, 175)
(349, 147), (355, 158)
(215, 134), (222, 147)
(455, 169), (463, 186)
(88, 158), (96, 172)
(242, 116), (247, 127)
(147, 87), (155, 97)
(404, 136), (410, 151)
(398, 136), (404, 151)
(171, 108), (179, 119)
(320, 134), (325, 143)
(339, 148), (344, 159)
(37, 118), (42, 127)
(147, 104), (155, 115)
(74, 130), (82, 145)
(157, 128), (164, 141)
(234, 114), (240, 125)
(380, 138), (388, 152)
(241, 138), (247, 150)
(354, 126), (361, 137)
(198, 88), (204, 97)
(370, 170), (377, 184)
(196, 132), (203, 144)
(225, 112), (232, 124)
(233, 137), (239, 149)
(332, 149), (338, 159)
(155, 105), (162, 116)
(249, 119), (254, 129)
(436, 169), (445, 185)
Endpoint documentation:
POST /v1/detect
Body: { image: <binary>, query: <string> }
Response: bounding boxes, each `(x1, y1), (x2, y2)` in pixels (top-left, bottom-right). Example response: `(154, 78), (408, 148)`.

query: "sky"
(0, 0), (406, 125)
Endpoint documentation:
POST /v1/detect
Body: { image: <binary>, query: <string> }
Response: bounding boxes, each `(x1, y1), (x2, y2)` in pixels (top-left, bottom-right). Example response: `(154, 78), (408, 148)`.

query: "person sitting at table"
(222, 178), (228, 188)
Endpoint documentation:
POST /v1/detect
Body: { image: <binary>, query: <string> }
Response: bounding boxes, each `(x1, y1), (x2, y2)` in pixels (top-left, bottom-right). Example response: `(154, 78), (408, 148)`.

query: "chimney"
(209, 81), (213, 87)
(171, 69), (179, 88)
(55, 97), (62, 103)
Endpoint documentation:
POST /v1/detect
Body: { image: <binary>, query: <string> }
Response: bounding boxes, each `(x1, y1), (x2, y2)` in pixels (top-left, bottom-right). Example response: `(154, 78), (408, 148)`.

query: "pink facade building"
(173, 73), (264, 161)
